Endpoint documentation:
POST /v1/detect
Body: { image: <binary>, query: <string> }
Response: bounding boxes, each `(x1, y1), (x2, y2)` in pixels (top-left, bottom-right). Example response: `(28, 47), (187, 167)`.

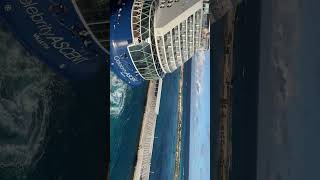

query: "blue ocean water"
(179, 59), (193, 180)
(149, 70), (180, 180)
(149, 51), (210, 180)
(110, 55), (199, 180)
(110, 72), (148, 180)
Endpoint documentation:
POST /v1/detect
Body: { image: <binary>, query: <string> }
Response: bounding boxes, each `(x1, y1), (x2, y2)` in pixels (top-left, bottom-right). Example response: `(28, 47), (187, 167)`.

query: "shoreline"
(173, 66), (184, 180)
(213, 7), (236, 180)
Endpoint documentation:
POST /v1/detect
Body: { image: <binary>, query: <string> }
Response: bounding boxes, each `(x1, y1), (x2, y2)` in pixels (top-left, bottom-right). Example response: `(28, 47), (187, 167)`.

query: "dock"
(132, 80), (163, 180)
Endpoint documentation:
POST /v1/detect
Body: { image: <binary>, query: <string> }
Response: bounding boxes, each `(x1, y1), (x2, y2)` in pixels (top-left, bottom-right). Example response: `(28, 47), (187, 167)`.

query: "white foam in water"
(110, 71), (128, 116)
(0, 25), (57, 178)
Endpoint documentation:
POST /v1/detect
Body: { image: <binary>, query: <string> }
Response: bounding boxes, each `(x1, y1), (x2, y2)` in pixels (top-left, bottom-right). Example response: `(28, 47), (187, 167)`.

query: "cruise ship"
(0, 0), (108, 80)
(111, 0), (210, 87)
(0, 0), (209, 84)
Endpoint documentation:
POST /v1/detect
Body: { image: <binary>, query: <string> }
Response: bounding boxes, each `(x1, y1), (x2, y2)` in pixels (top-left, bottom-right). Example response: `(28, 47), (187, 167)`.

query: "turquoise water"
(110, 55), (199, 180)
(110, 72), (148, 180)
(110, 68), (183, 180)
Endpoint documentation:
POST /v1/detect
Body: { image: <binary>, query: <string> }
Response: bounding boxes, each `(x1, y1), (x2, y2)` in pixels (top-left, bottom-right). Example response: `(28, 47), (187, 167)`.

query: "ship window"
(128, 42), (160, 79)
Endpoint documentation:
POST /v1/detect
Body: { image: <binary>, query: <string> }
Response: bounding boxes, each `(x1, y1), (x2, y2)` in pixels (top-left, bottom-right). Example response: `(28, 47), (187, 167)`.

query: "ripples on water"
(110, 73), (148, 180)
(0, 25), (66, 179)
(110, 72), (128, 117)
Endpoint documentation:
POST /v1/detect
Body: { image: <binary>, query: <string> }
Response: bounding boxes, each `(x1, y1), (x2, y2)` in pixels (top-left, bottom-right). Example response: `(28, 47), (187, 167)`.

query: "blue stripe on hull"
(110, 0), (144, 87)
(0, 0), (106, 81)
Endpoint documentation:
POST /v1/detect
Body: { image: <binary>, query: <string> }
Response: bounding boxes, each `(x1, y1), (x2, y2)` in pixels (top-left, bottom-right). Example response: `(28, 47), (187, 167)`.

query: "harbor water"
(110, 72), (148, 180)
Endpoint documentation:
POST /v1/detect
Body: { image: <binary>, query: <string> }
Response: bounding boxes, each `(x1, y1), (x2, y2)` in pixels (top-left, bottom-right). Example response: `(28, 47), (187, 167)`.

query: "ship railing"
(132, 0), (144, 43)
(132, 0), (166, 78)
(71, 0), (108, 53)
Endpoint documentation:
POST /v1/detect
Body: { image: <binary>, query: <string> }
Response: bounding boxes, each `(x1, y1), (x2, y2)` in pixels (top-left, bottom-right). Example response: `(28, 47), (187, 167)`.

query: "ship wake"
(0, 24), (60, 179)
(110, 71), (128, 117)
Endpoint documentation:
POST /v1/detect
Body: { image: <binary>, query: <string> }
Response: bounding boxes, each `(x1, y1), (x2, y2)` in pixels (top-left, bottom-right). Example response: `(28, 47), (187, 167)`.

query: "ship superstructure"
(111, 0), (210, 86)
(128, 0), (210, 79)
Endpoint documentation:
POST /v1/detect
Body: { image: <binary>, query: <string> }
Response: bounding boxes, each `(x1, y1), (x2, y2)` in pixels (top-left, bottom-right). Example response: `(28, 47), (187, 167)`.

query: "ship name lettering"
(46, 36), (88, 64)
(20, 0), (89, 64)
(114, 56), (138, 82)
(33, 33), (49, 49)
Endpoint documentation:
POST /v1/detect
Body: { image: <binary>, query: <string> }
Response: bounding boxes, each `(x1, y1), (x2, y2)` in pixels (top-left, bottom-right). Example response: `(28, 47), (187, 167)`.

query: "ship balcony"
(72, 0), (108, 52)
(127, 42), (164, 80)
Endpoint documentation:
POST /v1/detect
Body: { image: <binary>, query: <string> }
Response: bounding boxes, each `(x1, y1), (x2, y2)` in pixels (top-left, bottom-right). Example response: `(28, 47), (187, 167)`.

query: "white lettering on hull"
(19, 0), (90, 64)
(114, 55), (139, 82)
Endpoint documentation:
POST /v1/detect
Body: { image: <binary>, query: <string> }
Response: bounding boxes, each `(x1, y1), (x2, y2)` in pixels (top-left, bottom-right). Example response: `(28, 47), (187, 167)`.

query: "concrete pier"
(133, 80), (162, 180)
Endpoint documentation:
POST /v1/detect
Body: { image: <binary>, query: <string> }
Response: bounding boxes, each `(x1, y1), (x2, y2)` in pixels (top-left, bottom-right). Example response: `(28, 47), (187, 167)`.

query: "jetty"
(132, 80), (163, 180)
